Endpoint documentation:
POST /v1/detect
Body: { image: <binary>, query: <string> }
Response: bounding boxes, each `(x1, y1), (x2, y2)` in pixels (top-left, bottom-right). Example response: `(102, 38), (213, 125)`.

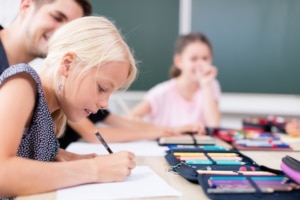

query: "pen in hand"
(95, 131), (113, 154)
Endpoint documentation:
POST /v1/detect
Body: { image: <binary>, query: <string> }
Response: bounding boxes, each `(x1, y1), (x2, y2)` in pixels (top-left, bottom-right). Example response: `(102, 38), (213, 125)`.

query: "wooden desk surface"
(16, 142), (300, 200)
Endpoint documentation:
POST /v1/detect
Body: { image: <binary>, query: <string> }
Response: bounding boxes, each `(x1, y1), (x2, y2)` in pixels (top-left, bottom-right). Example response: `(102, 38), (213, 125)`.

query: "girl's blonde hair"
(43, 16), (138, 137)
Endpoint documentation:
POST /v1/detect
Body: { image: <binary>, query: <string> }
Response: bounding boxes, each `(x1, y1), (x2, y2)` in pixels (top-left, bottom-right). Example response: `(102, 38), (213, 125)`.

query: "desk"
(16, 156), (206, 200)
(16, 142), (300, 200)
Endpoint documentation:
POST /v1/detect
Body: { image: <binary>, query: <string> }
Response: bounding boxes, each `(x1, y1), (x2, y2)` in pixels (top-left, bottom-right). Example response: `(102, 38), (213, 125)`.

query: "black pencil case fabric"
(165, 148), (300, 200)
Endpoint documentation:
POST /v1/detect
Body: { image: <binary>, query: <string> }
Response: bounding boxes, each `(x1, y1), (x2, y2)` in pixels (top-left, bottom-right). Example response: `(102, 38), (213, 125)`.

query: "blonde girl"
(0, 16), (137, 199)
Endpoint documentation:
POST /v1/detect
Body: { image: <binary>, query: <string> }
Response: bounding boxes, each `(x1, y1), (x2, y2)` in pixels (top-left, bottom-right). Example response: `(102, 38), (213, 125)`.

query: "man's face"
(21, 0), (84, 58)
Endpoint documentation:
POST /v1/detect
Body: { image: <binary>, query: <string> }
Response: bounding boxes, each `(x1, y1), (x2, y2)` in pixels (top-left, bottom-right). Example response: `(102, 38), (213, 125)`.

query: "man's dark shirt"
(0, 25), (9, 74)
(58, 110), (110, 149)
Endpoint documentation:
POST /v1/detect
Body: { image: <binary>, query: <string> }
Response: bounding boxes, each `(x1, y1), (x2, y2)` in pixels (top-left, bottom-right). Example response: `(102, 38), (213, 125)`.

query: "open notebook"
(57, 166), (181, 200)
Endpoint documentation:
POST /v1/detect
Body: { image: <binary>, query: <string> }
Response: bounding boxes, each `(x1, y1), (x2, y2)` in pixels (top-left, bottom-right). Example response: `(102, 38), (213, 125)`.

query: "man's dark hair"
(34, 0), (92, 16)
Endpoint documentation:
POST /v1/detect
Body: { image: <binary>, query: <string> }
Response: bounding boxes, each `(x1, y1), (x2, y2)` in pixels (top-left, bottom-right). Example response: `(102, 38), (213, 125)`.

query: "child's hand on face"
(285, 119), (300, 137)
(196, 62), (217, 87)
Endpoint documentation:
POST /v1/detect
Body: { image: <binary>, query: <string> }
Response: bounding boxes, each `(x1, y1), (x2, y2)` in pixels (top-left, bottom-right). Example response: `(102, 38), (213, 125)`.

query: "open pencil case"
(198, 173), (300, 200)
(165, 148), (269, 182)
(165, 148), (300, 200)
(242, 116), (286, 133)
(208, 127), (293, 151)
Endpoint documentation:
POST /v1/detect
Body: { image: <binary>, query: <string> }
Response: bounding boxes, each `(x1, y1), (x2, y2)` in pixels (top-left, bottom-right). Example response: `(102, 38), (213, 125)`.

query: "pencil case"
(165, 148), (300, 200)
(242, 116), (286, 133)
(165, 148), (271, 183)
(208, 127), (293, 151)
(231, 137), (293, 151)
(242, 117), (272, 132)
(198, 173), (300, 200)
(281, 155), (300, 184)
(208, 127), (237, 143)
(157, 133), (216, 146)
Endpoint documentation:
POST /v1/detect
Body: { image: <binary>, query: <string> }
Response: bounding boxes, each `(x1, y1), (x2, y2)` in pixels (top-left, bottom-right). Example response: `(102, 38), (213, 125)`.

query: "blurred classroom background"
(1, 0), (299, 128)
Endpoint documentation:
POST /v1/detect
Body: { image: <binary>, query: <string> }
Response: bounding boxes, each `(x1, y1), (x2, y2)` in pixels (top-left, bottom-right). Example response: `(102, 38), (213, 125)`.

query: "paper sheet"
(66, 140), (168, 156)
(57, 166), (181, 200)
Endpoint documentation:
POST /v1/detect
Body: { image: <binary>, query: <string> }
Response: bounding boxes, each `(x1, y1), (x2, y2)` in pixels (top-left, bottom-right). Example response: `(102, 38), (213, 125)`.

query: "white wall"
(0, 0), (19, 27)
(179, 0), (191, 34)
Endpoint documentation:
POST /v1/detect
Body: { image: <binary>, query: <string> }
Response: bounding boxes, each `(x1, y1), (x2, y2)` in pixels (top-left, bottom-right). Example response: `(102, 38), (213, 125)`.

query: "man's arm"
(67, 114), (172, 143)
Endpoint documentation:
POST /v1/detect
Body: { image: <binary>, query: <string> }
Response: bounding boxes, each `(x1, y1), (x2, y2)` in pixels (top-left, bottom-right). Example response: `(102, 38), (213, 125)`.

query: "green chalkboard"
(90, 0), (179, 90)
(192, 0), (300, 94)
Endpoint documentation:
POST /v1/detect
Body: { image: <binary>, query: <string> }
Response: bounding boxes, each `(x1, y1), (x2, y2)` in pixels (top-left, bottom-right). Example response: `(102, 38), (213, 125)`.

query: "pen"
(95, 131), (113, 154)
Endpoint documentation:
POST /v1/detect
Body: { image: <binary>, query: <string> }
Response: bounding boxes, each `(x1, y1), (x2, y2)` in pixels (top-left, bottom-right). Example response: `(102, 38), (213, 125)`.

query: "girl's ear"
(173, 54), (182, 69)
(19, 0), (33, 17)
(60, 52), (76, 77)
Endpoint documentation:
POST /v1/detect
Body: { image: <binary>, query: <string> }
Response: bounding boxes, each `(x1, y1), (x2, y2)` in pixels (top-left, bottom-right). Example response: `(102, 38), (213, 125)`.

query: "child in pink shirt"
(129, 32), (221, 132)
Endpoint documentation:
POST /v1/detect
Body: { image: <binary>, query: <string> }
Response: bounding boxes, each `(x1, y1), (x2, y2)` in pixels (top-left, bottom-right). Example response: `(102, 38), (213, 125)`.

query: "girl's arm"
(197, 64), (221, 127)
(0, 152), (135, 196)
(55, 148), (97, 161)
(202, 84), (221, 127)
(67, 113), (174, 143)
(127, 100), (152, 120)
(0, 74), (135, 197)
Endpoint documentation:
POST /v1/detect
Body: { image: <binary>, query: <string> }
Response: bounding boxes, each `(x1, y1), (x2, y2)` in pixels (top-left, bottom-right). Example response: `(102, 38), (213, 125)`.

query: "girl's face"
(62, 61), (130, 122)
(175, 41), (212, 80)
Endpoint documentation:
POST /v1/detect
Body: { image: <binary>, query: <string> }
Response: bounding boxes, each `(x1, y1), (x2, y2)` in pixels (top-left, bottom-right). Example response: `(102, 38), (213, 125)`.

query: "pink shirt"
(144, 79), (221, 127)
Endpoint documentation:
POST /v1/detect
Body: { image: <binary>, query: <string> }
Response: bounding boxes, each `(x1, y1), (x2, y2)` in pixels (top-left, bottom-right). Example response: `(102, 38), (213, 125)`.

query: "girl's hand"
(285, 119), (300, 137)
(55, 148), (96, 162)
(92, 151), (136, 182)
(169, 124), (206, 135)
(196, 62), (217, 87)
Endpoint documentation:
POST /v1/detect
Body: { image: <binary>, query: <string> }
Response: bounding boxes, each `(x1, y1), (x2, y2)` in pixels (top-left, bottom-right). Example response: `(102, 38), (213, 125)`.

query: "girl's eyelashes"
(191, 56), (198, 62)
(202, 56), (208, 61)
(50, 13), (63, 22)
(191, 55), (208, 62)
(98, 85), (106, 93)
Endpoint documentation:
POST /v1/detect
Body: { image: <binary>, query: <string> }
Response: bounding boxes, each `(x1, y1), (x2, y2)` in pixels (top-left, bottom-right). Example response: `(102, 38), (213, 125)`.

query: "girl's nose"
(97, 100), (108, 110)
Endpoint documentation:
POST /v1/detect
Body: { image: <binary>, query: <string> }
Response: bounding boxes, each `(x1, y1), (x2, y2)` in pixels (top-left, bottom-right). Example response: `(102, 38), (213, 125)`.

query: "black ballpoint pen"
(95, 131), (113, 154)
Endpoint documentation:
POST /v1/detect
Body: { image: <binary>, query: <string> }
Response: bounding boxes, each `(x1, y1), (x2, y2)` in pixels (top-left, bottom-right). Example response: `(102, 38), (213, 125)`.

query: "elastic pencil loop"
(188, 132), (198, 146)
(244, 165), (253, 171)
(204, 152), (216, 165)
(246, 176), (263, 193)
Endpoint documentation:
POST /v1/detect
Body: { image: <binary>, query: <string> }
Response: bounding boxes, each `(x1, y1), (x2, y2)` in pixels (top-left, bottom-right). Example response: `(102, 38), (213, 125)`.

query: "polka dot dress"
(0, 64), (59, 200)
